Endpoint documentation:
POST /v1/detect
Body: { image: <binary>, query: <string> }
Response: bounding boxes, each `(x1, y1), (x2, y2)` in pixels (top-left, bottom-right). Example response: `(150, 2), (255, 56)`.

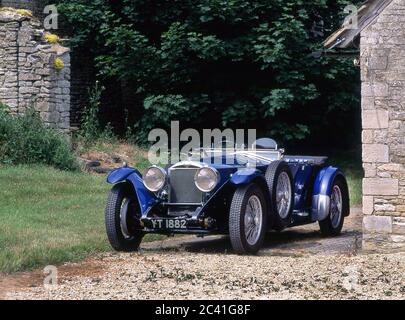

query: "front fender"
(107, 167), (141, 184)
(311, 166), (346, 221)
(107, 167), (158, 215)
(229, 168), (271, 224)
(230, 168), (264, 185)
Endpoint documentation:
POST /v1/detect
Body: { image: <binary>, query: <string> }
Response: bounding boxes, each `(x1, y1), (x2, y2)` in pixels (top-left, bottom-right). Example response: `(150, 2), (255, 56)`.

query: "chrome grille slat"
(168, 167), (203, 204)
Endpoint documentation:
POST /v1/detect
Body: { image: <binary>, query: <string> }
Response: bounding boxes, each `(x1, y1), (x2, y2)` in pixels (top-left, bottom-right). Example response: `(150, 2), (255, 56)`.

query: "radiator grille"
(168, 168), (203, 204)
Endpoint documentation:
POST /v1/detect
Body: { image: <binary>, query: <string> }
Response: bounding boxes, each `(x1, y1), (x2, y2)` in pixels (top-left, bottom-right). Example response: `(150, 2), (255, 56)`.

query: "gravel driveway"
(3, 208), (405, 300)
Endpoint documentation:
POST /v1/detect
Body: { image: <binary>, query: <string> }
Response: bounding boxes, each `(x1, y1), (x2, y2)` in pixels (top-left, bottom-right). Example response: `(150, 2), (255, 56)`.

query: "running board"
(293, 210), (310, 217)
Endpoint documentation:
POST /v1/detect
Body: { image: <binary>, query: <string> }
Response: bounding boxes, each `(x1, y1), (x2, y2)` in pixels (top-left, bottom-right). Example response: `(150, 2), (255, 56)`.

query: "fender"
(228, 168), (272, 226)
(107, 167), (158, 215)
(311, 166), (346, 222)
(107, 167), (141, 184)
(230, 168), (264, 185)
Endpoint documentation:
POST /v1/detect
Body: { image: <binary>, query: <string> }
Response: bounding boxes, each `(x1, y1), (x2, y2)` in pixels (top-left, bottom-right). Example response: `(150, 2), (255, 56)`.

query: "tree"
(56, 0), (361, 148)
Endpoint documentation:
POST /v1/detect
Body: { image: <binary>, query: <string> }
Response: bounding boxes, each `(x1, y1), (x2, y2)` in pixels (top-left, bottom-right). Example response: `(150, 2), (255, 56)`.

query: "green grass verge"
(346, 170), (362, 207)
(0, 165), (164, 273)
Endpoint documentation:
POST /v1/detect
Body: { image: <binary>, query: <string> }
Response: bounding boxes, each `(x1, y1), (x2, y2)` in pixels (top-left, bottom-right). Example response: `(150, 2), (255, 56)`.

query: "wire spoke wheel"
(105, 184), (144, 252)
(319, 177), (349, 237)
(265, 160), (294, 230)
(229, 184), (267, 254)
(276, 172), (292, 219)
(330, 185), (343, 229)
(120, 198), (135, 239)
(244, 195), (263, 246)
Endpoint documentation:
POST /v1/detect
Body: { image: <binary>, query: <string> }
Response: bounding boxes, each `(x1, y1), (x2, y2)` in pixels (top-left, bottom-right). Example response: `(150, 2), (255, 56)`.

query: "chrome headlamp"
(194, 167), (219, 192)
(143, 166), (167, 192)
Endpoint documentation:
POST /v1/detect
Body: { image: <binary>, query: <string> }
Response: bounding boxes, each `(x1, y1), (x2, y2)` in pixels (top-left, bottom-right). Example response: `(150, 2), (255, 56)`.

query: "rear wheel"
(229, 184), (268, 254)
(319, 177), (348, 236)
(265, 161), (294, 230)
(105, 184), (144, 251)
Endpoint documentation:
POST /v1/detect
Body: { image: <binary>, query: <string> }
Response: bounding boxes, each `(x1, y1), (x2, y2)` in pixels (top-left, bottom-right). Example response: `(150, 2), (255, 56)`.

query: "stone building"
(325, 0), (405, 252)
(0, 7), (70, 130)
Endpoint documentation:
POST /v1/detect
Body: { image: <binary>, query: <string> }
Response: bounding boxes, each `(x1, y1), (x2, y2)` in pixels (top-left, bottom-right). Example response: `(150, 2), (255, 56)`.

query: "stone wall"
(1, 0), (48, 18)
(2, 0), (90, 128)
(0, 9), (70, 130)
(360, 0), (405, 252)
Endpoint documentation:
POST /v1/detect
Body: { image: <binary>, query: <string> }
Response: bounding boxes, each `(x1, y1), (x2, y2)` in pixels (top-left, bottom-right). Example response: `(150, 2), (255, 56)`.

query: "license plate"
(150, 219), (187, 230)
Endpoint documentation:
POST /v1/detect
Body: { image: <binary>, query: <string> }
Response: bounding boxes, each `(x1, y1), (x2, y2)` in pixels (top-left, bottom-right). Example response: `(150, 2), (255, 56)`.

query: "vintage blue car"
(105, 138), (350, 254)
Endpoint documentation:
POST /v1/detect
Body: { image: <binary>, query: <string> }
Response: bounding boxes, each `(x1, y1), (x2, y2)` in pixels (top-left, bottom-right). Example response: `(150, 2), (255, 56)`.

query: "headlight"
(194, 167), (219, 192)
(143, 166), (167, 192)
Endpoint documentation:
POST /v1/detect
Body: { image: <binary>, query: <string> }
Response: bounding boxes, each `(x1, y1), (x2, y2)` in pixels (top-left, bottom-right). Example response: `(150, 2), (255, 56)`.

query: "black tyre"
(319, 176), (349, 237)
(265, 160), (294, 230)
(105, 184), (144, 252)
(229, 183), (268, 254)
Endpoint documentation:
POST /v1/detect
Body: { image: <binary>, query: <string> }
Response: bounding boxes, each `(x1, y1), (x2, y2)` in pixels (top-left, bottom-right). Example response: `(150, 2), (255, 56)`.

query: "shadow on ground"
(141, 207), (363, 257)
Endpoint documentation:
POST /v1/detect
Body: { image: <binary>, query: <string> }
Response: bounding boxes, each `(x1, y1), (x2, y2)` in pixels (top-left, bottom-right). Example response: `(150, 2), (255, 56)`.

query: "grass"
(328, 150), (362, 207)
(345, 170), (362, 207)
(0, 165), (163, 273)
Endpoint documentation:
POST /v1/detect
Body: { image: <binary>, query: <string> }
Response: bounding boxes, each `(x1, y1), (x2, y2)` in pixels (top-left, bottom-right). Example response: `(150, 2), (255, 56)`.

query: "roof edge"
(323, 0), (394, 50)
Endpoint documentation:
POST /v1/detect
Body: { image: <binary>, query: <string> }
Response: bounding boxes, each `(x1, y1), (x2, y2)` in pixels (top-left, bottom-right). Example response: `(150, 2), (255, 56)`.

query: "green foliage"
(0, 105), (78, 171)
(80, 82), (103, 141)
(79, 82), (117, 144)
(56, 0), (361, 147)
(262, 89), (295, 117)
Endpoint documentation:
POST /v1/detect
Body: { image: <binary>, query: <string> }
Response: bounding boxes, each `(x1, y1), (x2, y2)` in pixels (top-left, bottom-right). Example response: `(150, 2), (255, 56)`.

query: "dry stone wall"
(1, 0), (48, 18)
(0, 8), (70, 130)
(360, 0), (405, 252)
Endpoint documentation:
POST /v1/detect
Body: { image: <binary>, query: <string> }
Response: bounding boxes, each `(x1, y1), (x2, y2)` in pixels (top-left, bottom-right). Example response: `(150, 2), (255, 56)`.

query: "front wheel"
(105, 184), (144, 252)
(319, 177), (349, 236)
(229, 183), (268, 254)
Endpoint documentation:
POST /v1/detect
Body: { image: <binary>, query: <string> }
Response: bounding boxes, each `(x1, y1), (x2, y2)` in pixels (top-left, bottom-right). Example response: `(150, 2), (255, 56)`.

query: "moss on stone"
(44, 33), (60, 44)
(0, 7), (33, 17)
(54, 57), (65, 70)
(15, 9), (33, 17)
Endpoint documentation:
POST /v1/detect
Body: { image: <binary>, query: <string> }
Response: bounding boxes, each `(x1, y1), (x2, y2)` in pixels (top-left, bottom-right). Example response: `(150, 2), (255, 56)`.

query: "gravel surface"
(4, 208), (404, 300)
(7, 251), (405, 300)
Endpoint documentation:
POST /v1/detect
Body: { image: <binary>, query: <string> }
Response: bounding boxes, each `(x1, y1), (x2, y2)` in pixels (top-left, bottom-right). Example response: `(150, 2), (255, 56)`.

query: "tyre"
(319, 176), (349, 237)
(105, 184), (144, 252)
(229, 183), (268, 254)
(265, 160), (294, 230)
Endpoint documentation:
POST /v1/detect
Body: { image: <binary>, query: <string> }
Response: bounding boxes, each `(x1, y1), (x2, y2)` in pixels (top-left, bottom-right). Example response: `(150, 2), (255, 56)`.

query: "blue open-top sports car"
(105, 138), (350, 254)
